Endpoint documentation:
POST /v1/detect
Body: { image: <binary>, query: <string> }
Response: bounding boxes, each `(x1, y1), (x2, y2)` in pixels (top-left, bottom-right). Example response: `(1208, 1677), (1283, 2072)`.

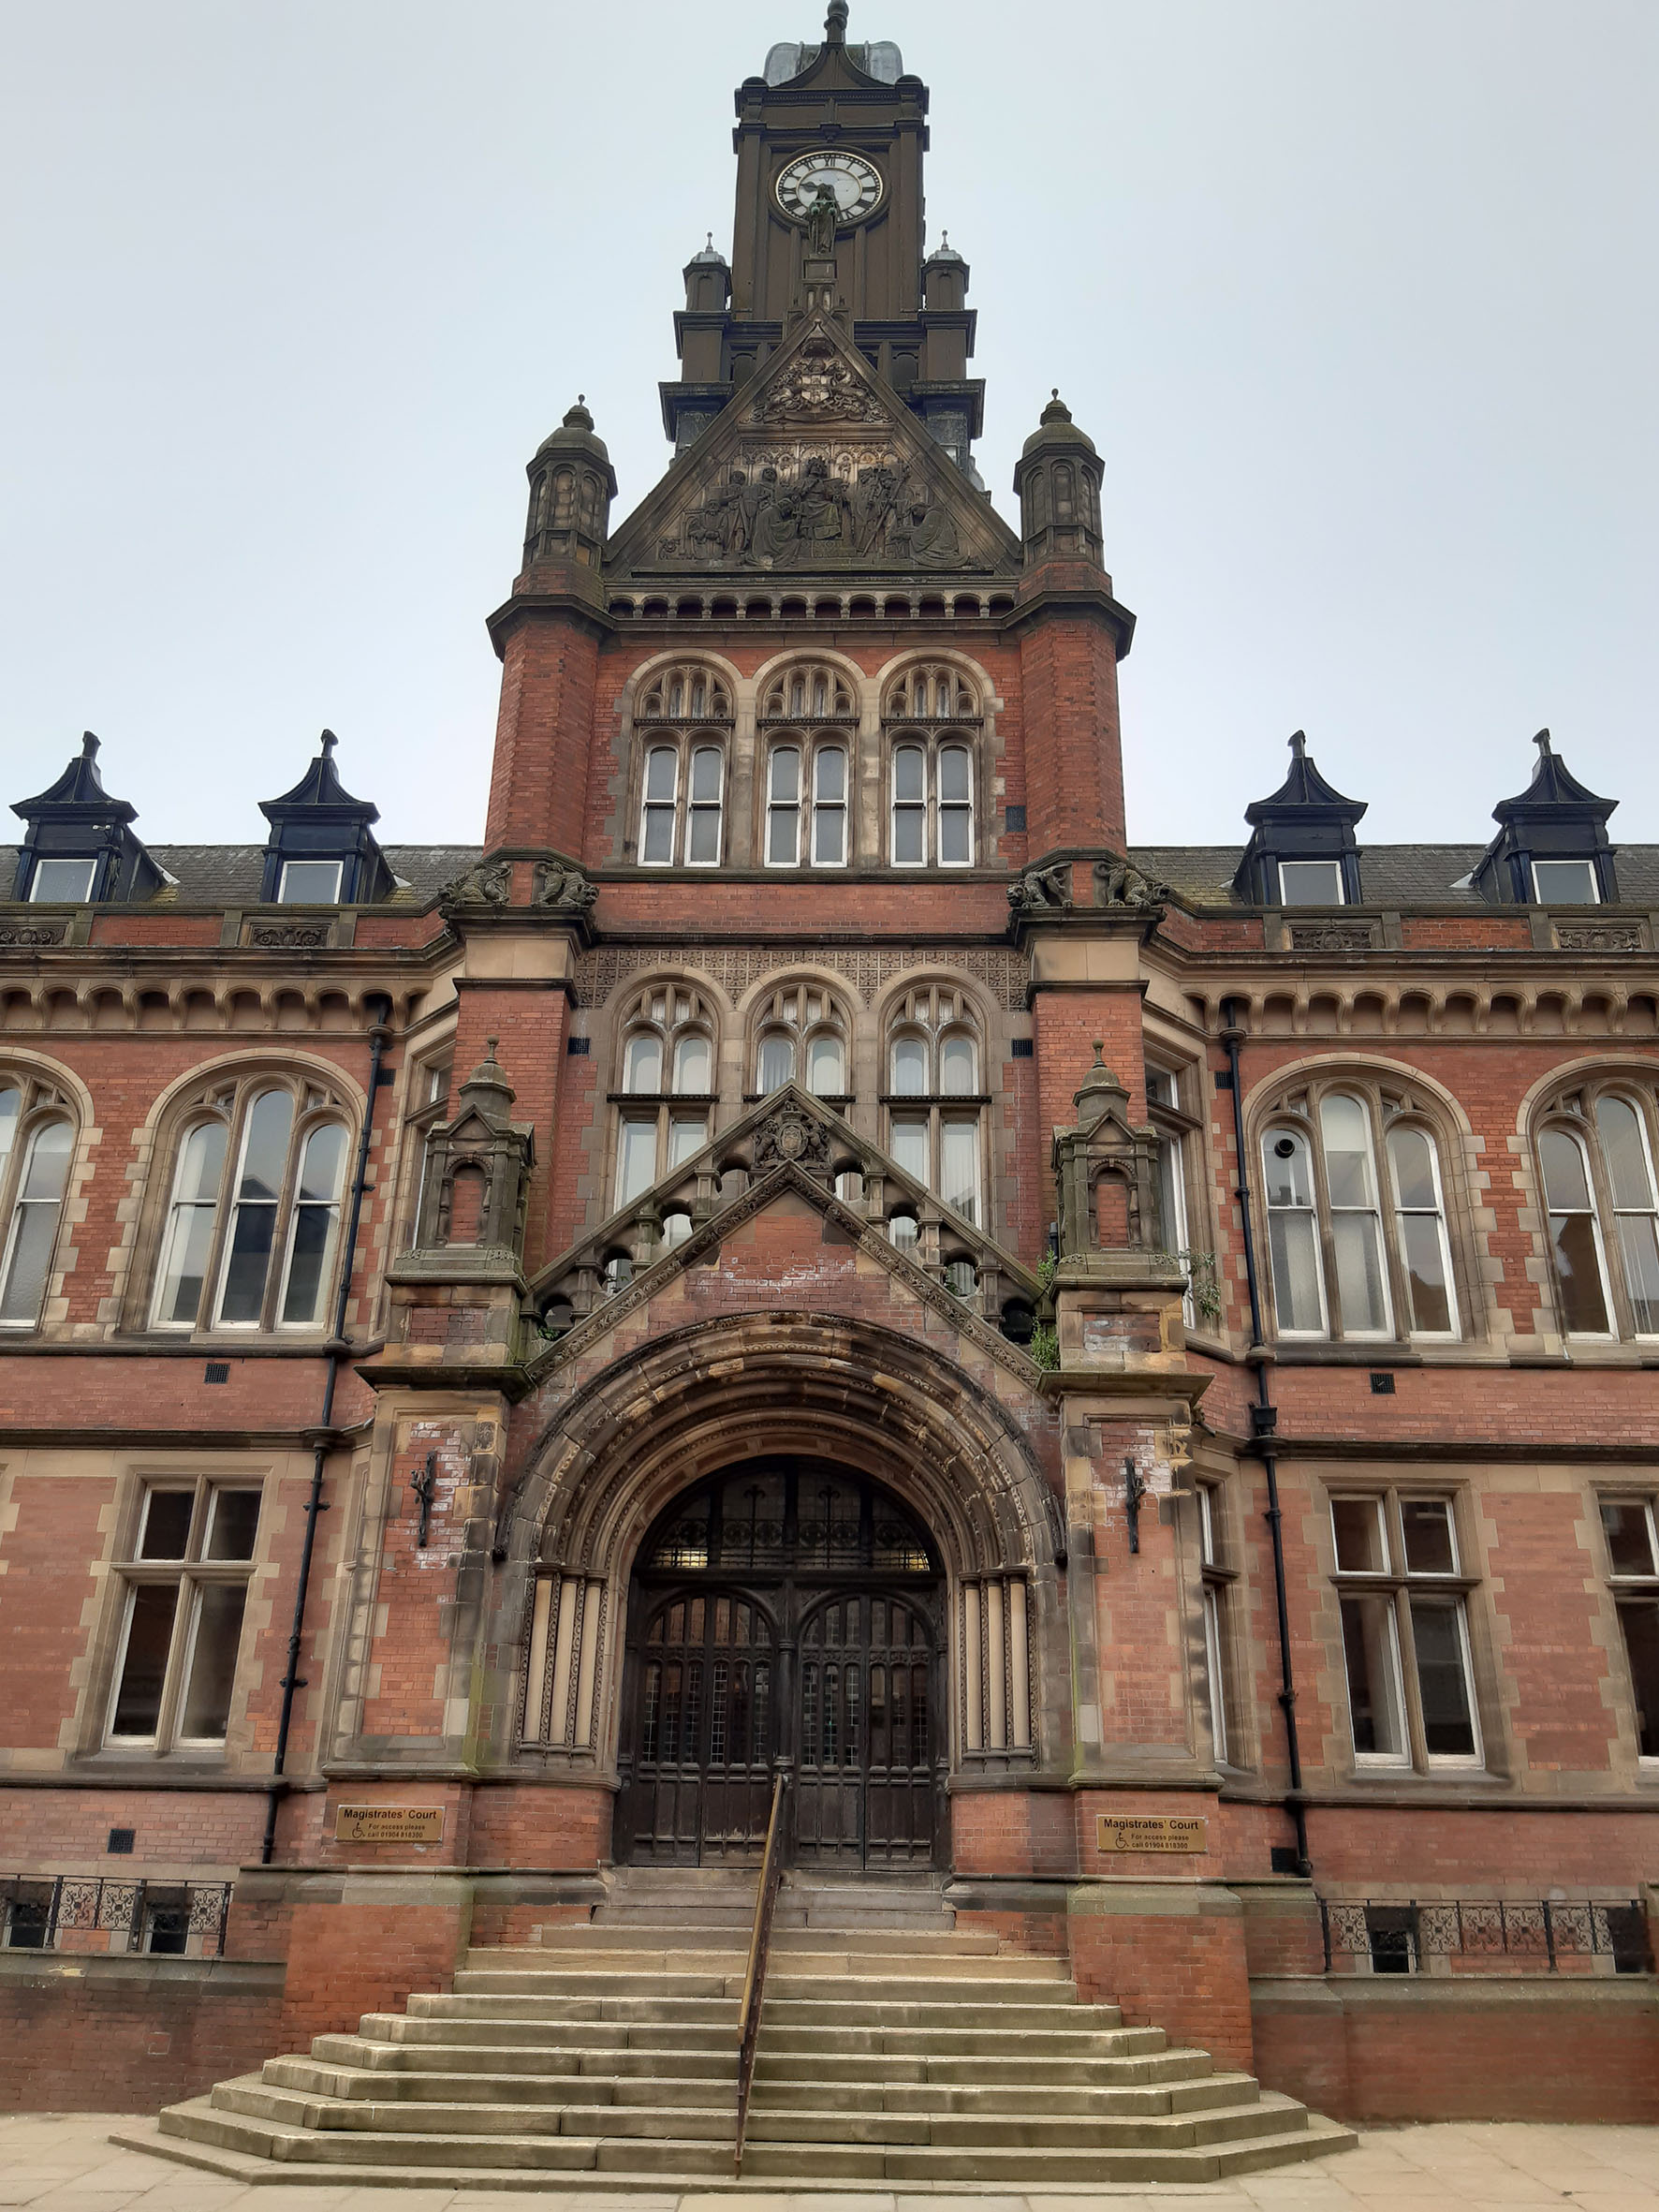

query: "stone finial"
(1534, 727), (1553, 757)
(826, 0), (849, 43)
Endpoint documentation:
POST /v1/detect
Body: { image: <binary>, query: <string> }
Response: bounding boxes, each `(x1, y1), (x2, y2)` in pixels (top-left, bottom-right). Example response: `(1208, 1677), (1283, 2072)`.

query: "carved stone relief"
(1555, 922), (1644, 953)
(573, 943), (1031, 1011)
(1287, 922), (1379, 952)
(656, 437), (968, 571)
(248, 923), (330, 948)
(0, 922), (67, 947)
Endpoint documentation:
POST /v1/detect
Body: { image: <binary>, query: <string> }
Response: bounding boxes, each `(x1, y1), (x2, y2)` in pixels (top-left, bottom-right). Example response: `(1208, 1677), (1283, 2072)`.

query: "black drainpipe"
(260, 993), (393, 1866)
(1220, 995), (1312, 1879)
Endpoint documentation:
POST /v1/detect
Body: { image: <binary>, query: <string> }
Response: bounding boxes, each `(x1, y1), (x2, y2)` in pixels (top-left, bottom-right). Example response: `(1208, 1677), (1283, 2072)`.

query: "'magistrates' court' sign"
(1095, 1814), (1208, 1855)
(333, 1805), (446, 1845)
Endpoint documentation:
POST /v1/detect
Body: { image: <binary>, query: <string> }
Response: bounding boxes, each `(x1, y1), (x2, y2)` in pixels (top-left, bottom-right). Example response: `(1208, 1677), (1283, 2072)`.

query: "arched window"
(1258, 1078), (1461, 1344)
(882, 983), (987, 1225)
(759, 663), (854, 722)
(611, 983), (718, 1210)
(149, 1075), (352, 1333)
(634, 663), (732, 869)
(0, 1078), (75, 1329)
(756, 664), (856, 870)
(1535, 1083), (1659, 1340)
(749, 980), (852, 1102)
(882, 664), (981, 868)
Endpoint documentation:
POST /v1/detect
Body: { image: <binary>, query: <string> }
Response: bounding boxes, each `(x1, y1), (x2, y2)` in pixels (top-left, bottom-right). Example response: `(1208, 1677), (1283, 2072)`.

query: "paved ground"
(2, 2117), (1658, 2210)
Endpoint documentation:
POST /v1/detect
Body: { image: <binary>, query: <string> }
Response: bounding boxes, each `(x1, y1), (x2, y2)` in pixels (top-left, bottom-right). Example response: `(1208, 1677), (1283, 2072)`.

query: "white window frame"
(811, 744), (849, 868)
(684, 743), (725, 867)
(639, 744), (681, 868)
(276, 859), (344, 905)
(1594, 1094), (1659, 1340)
(1532, 857), (1600, 905)
(765, 744), (802, 868)
(29, 856), (98, 904)
(1331, 1490), (1484, 1774)
(1538, 1122), (1618, 1341)
(0, 1113), (74, 1331)
(104, 1478), (263, 1754)
(1278, 858), (1346, 906)
(1262, 1126), (1330, 1338)
(1319, 1092), (1395, 1340)
(149, 1084), (351, 1336)
(937, 741), (975, 868)
(1386, 1121), (1461, 1339)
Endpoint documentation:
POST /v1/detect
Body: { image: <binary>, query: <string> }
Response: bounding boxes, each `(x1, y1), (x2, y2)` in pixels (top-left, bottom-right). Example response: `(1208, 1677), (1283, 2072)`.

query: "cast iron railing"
(1320, 1896), (1652, 1975)
(734, 1770), (789, 2175)
(0, 1876), (232, 1957)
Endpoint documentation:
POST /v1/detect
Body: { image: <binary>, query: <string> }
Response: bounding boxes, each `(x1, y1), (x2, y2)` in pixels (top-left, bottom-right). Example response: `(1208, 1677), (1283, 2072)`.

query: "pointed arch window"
(1259, 1080), (1461, 1345)
(0, 1080), (75, 1330)
(149, 1076), (352, 1333)
(611, 982), (718, 1209)
(1535, 1084), (1659, 1340)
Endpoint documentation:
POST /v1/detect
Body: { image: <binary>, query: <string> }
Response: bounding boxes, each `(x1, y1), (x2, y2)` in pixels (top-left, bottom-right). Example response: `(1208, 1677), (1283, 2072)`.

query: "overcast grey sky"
(3, 1), (1655, 857)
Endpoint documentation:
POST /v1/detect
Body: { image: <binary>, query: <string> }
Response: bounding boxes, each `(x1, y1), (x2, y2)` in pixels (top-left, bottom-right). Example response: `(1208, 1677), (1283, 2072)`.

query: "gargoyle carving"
(1094, 854), (1170, 909)
(533, 860), (597, 913)
(1008, 863), (1072, 913)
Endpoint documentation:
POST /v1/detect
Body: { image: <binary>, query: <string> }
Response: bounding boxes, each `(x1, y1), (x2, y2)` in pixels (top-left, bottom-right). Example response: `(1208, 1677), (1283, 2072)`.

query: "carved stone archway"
(506, 1311), (1064, 1820)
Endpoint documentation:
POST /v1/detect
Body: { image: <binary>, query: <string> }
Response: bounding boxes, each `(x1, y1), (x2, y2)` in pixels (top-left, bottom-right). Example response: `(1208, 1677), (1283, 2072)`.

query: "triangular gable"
(523, 1083), (1042, 1384)
(606, 316), (1021, 580)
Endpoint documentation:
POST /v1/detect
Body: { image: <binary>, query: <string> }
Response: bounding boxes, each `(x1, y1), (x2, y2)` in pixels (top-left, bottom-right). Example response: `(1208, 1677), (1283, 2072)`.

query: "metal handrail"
(734, 1771), (789, 2175)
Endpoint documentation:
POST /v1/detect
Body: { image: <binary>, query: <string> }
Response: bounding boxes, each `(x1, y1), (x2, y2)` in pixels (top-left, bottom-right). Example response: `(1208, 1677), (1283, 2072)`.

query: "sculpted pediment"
(607, 317), (1021, 580)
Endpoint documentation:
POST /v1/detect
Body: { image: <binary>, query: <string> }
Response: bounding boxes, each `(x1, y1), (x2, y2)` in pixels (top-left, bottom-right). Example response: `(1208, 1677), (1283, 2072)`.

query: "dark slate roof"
(0, 844), (480, 905)
(3, 838), (1656, 912)
(1130, 844), (1659, 907)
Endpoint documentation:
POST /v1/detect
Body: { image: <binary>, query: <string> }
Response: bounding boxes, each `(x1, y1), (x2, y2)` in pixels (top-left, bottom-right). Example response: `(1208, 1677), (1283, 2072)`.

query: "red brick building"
(2, 7), (1656, 2131)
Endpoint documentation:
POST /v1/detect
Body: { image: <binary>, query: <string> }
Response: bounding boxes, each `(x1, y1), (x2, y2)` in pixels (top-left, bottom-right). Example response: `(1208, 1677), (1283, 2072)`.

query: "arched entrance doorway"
(614, 1457), (945, 1869)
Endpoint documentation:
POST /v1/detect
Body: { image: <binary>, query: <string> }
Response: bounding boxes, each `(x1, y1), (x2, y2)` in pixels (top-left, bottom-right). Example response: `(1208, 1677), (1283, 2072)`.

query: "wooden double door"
(614, 1461), (945, 1869)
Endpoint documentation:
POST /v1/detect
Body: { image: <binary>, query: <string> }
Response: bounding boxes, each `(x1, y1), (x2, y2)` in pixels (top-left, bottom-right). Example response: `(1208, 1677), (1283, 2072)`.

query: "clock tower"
(662, 0), (982, 470)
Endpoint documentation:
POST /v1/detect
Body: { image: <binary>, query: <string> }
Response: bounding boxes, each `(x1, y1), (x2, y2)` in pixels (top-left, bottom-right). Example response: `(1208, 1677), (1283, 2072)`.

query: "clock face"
(775, 152), (883, 225)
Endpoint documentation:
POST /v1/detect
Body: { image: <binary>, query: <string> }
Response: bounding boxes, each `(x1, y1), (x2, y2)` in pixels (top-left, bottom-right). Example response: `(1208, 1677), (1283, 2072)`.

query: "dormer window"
(1474, 731), (1619, 907)
(9, 732), (163, 907)
(1532, 858), (1599, 905)
(1279, 859), (1345, 907)
(256, 731), (392, 907)
(29, 857), (97, 904)
(1235, 732), (1365, 908)
(277, 860), (344, 905)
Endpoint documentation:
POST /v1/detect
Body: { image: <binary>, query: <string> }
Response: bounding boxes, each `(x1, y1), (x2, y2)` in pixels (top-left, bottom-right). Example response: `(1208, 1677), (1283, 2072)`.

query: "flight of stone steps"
(121, 1866), (1355, 2187)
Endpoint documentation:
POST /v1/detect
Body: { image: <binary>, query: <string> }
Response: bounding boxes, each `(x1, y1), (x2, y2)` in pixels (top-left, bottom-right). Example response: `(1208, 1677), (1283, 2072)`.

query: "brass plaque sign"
(334, 1805), (446, 1845)
(1095, 1814), (1208, 1855)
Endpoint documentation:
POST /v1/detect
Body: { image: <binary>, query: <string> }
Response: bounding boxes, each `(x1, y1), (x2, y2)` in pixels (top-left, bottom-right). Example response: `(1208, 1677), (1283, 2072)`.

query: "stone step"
(141, 2098), (1354, 2185)
(454, 1965), (1071, 2000)
(266, 2059), (737, 2104)
(476, 1946), (1064, 1982)
(347, 2016), (1172, 2065)
(125, 1877), (1356, 2191)
(213, 2076), (1301, 2155)
(524, 1929), (1015, 1962)
(272, 2052), (1248, 2118)
(310, 2035), (739, 2078)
